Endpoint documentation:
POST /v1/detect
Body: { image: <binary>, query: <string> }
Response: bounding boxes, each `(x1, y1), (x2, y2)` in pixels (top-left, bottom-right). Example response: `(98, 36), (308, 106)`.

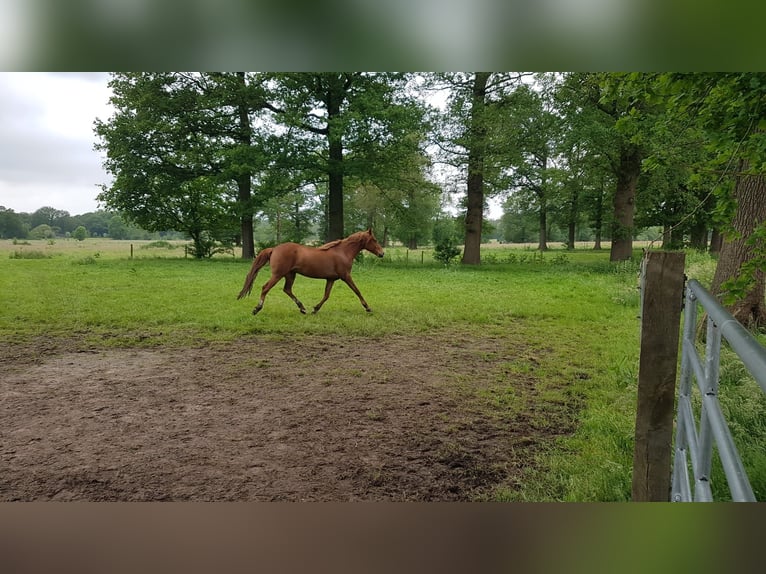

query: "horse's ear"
(366, 227), (372, 234)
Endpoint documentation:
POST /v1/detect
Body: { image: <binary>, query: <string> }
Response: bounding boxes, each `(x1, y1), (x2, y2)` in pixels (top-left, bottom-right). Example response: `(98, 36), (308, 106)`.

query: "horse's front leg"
(342, 274), (373, 313)
(282, 271), (307, 314)
(312, 279), (336, 314)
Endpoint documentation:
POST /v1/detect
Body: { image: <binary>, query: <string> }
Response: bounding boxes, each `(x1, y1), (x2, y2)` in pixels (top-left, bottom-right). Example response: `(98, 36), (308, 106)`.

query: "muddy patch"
(0, 334), (578, 500)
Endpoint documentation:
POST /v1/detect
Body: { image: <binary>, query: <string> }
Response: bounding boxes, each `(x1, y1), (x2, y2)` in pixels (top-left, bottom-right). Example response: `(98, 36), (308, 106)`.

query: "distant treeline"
(0, 206), (183, 241)
(1, 204), (663, 248)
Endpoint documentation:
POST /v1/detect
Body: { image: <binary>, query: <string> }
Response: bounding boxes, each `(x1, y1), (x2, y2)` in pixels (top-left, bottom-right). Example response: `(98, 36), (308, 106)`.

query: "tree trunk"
(710, 228), (723, 253)
(537, 196), (548, 251)
(610, 143), (642, 261)
(327, 136), (344, 242)
(689, 221), (708, 251)
(325, 80), (345, 241)
(238, 174), (254, 259)
(593, 179), (604, 250)
(661, 224), (671, 249)
(236, 72), (255, 259)
(462, 72), (490, 265)
(710, 167), (766, 328)
(567, 187), (578, 250)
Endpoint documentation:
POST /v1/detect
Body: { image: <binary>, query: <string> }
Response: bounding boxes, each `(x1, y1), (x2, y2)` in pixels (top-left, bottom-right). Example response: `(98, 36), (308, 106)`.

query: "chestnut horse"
(237, 229), (385, 315)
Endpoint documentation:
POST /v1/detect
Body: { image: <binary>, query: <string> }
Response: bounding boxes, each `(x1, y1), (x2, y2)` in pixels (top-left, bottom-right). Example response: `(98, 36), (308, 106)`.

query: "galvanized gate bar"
(701, 393), (755, 501)
(687, 279), (766, 394)
(671, 279), (764, 502)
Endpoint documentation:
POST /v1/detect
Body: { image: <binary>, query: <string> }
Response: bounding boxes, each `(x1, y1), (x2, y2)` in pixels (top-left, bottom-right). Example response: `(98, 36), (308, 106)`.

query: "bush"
(72, 226), (88, 241)
(187, 232), (234, 259)
(141, 240), (176, 250)
(30, 224), (55, 239)
(433, 238), (461, 265)
(9, 250), (51, 259)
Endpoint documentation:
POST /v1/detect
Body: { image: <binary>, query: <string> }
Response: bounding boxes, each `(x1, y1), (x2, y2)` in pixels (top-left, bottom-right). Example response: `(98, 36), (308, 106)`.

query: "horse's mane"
(317, 231), (368, 251)
(317, 239), (343, 251)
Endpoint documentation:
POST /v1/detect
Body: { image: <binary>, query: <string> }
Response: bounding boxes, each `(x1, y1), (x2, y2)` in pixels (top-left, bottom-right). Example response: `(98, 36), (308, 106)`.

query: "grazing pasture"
(3, 237), (748, 501)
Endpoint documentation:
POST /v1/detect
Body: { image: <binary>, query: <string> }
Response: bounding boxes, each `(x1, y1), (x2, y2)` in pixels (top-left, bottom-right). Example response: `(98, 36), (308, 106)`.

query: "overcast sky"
(0, 72), (113, 216)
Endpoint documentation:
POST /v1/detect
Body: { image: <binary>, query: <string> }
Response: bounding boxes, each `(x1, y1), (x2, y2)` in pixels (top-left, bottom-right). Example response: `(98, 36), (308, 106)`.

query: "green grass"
(1, 238), (762, 501)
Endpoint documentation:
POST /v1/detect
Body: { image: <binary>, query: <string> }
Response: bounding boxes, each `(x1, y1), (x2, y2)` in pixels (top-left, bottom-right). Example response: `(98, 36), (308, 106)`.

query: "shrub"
(187, 232), (234, 259)
(433, 238), (461, 265)
(72, 226), (88, 241)
(30, 224), (55, 239)
(9, 250), (51, 259)
(141, 240), (176, 250)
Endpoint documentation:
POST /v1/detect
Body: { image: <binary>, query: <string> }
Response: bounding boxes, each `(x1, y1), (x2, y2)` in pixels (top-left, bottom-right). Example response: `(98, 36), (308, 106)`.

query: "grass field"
(1, 237), (763, 501)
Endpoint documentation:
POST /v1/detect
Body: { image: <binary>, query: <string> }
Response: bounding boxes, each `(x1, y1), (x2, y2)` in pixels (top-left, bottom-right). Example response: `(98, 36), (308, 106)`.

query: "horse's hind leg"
(283, 271), (307, 314)
(253, 274), (282, 315)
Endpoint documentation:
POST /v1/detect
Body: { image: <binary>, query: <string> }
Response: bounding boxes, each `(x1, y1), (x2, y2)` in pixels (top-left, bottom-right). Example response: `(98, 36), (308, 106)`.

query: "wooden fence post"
(632, 251), (686, 502)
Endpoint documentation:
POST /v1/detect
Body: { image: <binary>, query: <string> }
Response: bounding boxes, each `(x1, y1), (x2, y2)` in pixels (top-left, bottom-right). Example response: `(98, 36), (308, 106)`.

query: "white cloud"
(0, 72), (113, 215)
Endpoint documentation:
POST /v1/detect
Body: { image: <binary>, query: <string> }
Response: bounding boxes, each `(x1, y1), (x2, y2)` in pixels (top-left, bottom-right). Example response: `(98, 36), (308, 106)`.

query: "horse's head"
(364, 228), (385, 258)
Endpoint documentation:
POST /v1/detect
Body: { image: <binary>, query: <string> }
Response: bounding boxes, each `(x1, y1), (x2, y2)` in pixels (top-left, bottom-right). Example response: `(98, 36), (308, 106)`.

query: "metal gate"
(672, 279), (766, 502)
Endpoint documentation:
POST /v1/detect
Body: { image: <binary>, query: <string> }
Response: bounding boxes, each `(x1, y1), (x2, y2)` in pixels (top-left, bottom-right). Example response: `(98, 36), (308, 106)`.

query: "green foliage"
(9, 250), (51, 259)
(186, 231), (234, 259)
(433, 237), (461, 265)
(0, 207), (29, 239)
(72, 225), (88, 241)
(140, 240), (177, 250)
(95, 72), (430, 248)
(73, 254), (99, 265)
(431, 214), (462, 265)
(29, 224), (55, 239)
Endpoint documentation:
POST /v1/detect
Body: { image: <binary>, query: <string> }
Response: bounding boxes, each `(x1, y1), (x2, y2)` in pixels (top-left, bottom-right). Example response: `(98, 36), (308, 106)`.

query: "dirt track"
(0, 333), (578, 501)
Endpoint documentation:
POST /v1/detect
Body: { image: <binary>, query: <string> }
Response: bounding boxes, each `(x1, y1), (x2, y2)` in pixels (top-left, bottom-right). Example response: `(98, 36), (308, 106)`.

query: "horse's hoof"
(366, 308), (373, 313)
(252, 308), (261, 316)
(299, 308), (307, 315)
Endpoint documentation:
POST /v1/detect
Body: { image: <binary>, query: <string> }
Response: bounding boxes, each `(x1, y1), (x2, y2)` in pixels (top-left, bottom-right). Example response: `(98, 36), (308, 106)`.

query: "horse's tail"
(237, 248), (273, 299)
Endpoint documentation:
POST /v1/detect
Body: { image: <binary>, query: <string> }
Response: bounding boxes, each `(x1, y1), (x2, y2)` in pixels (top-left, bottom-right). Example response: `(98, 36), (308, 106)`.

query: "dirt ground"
(0, 332), (579, 501)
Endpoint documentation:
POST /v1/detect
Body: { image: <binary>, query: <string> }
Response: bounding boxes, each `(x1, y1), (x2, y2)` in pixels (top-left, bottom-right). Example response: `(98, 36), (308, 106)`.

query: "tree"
(0, 207), (28, 239)
(31, 206), (71, 235)
(661, 73), (766, 326)
(72, 226), (88, 241)
(499, 201), (537, 243)
(265, 73), (425, 241)
(95, 73), (273, 258)
(107, 215), (129, 239)
(74, 211), (111, 237)
(433, 72), (531, 264)
(96, 74), (222, 257)
(462, 72), (491, 263)
(556, 73), (661, 261)
(30, 224), (55, 239)
(588, 74), (656, 261)
(499, 81), (562, 251)
(710, 167), (766, 326)
(202, 72), (282, 259)
(259, 187), (319, 245)
(346, 135), (440, 249)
